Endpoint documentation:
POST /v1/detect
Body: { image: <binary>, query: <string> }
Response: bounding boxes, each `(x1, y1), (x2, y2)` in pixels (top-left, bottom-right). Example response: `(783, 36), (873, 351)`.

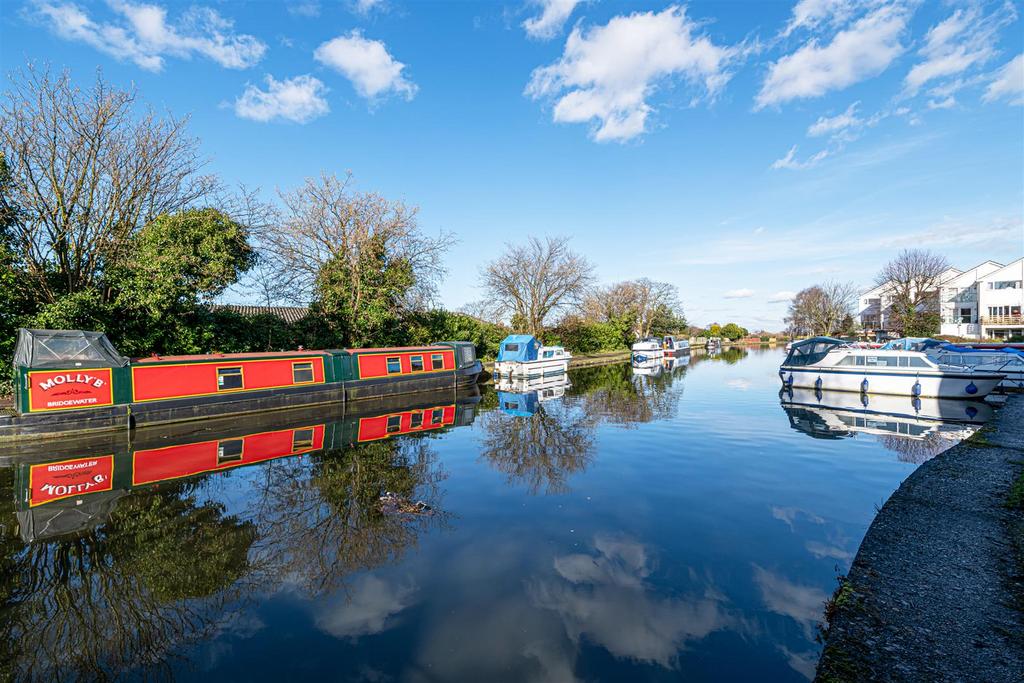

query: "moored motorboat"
(493, 335), (571, 380)
(1, 328), (482, 441)
(661, 335), (690, 356)
(779, 337), (1004, 399)
(631, 338), (664, 363)
(495, 374), (572, 416)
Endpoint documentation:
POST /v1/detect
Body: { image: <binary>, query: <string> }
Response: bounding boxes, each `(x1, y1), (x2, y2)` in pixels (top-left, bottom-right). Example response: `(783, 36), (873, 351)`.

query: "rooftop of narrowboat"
(133, 350), (329, 363)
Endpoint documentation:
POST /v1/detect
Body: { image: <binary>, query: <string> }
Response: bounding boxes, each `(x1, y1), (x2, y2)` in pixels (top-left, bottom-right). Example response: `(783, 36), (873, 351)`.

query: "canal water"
(0, 347), (993, 681)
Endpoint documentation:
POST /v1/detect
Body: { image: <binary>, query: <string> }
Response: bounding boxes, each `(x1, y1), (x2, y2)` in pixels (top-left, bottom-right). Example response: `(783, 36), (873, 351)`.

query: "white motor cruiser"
(631, 338), (664, 363)
(493, 335), (571, 380)
(661, 335), (690, 356)
(779, 337), (1004, 399)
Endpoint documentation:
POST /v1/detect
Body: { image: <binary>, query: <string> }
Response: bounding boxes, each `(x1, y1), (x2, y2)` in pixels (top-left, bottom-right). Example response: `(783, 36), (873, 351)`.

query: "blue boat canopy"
(496, 335), (542, 362)
(880, 337), (943, 352)
(783, 337), (845, 366)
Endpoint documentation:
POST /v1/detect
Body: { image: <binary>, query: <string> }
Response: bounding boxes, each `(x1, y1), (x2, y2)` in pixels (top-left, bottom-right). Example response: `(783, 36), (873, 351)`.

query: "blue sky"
(2, 0), (1022, 330)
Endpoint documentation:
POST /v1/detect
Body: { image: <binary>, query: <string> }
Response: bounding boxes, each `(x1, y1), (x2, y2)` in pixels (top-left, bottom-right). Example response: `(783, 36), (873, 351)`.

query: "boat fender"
(966, 405), (978, 419)
(860, 378), (869, 394)
(786, 374), (794, 388)
(912, 397), (921, 413)
(911, 381), (922, 397)
(814, 376), (823, 390)
(814, 388), (823, 402)
(965, 381), (978, 395)
(860, 393), (869, 408)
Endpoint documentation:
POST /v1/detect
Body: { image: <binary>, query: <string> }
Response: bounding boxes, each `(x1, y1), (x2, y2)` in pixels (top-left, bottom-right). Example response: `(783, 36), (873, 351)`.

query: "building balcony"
(981, 315), (1024, 326)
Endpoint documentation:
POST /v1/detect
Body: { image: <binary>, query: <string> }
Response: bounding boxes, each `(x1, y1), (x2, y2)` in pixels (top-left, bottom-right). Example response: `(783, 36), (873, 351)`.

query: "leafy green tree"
(720, 323), (748, 341)
(309, 233), (416, 348)
(708, 323), (722, 337)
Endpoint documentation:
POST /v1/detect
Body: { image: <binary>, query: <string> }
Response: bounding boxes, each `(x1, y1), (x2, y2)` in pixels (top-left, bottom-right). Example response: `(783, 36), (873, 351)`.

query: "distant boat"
(779, 337), (1004, 399)
(631, 338), (664, 363)
(493, 335), (571, 380)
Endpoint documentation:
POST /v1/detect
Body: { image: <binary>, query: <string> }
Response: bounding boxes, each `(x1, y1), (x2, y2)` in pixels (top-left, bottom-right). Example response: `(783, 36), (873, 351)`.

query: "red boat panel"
(27, 368), (114, 412)
(357, 405), (456, 441)
(356, 349), (454, 379)
(131, 356), (326, 402)
(132, 425), (326, 485)
(28, 455), (115, 506)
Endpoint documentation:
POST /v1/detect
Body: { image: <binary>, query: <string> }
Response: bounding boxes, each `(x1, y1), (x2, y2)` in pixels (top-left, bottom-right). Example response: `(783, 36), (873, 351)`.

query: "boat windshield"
(783, 337), (845, 366)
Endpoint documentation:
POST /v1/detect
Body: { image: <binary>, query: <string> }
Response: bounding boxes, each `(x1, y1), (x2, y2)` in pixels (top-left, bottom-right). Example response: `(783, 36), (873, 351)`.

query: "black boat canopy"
(783, 337), (846, 367)
(14, 329), (129, 369)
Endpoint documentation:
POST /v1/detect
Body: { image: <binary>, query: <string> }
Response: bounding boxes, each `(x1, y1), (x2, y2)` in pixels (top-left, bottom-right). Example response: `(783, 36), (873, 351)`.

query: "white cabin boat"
(883, 338), (1024, 392)
(495, 374), (571, 413)
(631, 338), (664, 363)
(779, 337), (1004, 399)
(493, 335), (571, 380)
(661, 335), (690, 356)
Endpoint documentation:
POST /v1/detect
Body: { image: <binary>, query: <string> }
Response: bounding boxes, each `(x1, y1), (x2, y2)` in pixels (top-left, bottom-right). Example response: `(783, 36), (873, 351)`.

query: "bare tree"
(258, 172), (449, 308)
(581, 278), (683, 338)
(786, 281), (858, 336)
(0, 64), (215, 303)
(480, 236), (595, 335)
(875, 249), (951, 336)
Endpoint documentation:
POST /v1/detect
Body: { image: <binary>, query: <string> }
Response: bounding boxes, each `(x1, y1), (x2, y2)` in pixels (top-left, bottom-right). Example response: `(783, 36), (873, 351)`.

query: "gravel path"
(816, 395), (1024, 683)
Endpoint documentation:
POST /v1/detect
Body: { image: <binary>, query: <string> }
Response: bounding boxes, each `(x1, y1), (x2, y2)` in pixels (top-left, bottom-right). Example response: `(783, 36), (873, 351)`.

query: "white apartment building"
(858, 258), (1024, 340)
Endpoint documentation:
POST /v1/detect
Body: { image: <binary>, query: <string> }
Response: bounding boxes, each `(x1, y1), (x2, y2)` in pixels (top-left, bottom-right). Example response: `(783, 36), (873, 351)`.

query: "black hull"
(0, 362), (483, 442)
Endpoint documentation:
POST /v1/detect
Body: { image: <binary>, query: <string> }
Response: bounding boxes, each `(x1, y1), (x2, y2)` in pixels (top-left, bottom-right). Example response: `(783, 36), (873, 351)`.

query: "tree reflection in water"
(478, 362), (690, 495)
(0, 472), (256, 682)
(0, 433), (448, 682)
(478, 398), (594, 495)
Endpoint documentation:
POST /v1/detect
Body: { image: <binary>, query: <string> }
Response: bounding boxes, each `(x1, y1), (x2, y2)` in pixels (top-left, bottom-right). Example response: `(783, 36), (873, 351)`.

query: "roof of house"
(214, 304), (310, 324)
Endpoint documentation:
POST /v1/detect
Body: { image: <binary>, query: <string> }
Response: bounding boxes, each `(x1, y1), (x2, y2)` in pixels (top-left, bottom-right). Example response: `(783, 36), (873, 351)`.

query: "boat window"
(410, 355), (424, 372)
(411, 412), (423, 429)
(865, 356), (898, 368)
(503, 401), (519, 410)
(292, 428), (314, 450)
(898, 356), (910, 367)
(543, 350), (554, 359)
(505, 343), (520, 352)
(837, 356), (856, 365)
(909, 357), (931, 368)
(855, 356), (865, 366)
(458, 346), (476, 367)
(292, 361), (314, 384)
(386, 357), (402, 374)
(386, 415), (402, 433)
(431, 353), (445, 370)
(217, 439), (243, 464)
(217, 367), (243, 390)
(431, 408), (444, 424)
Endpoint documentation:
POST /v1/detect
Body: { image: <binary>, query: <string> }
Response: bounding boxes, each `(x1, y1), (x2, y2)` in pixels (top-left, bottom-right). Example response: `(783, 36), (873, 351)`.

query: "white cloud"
(756, 4), (910, 109)
(287, 1), (320, 17)
(724, 288), (755, 299)
(234, 75), (329, 123)
(768, 291), (796, 303)
(33, 0), (266, 72)
(525, 6), (735, 142)
(523, 0), (583, 40)
(352, 0), (385, 15)
(780, 0), (859, 38)
(807, 101), (861, 137)
(771, 145), (829, 170)
(983, 54), (1024, 105)
(903, 5), (1012, 96)
(315, 30), (417, 100)
(926, 96), (956, 110)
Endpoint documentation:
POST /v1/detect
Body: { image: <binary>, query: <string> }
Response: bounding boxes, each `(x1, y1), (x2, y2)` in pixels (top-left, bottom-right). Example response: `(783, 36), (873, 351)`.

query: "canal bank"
(816, 395), (1024, 682)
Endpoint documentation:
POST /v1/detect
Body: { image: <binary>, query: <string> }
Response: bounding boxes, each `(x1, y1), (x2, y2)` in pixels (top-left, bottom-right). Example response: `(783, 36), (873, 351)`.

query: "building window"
(959, 308), (972, 323)
(431, 353), (445, 370)
(292, 361), (314, 384)
(217, 439), (244, 464)
(386, 357), (402, 374)
(217, 367), (243, 390)
(989, 281), (1022, 290)
(410, 355), (424, 372)
(292, 428), (315, 450)
(386, 415), (402, 433)
(411, 412), (423, 429)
